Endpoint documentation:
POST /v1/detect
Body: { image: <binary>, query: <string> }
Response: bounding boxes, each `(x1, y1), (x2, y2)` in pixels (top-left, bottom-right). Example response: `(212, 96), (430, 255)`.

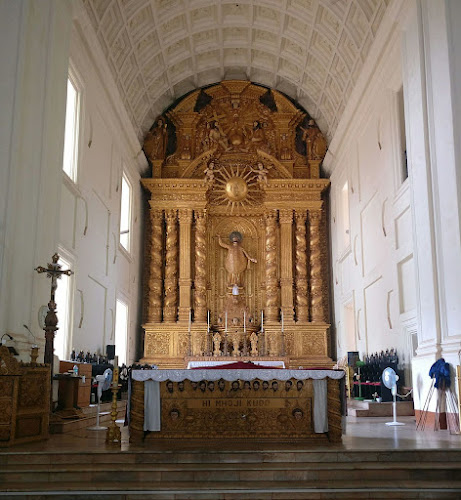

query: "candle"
(207, 310), (210, 333)
(243, 311), (246, 333)
(225, 312), (228, 332)
(188, 308), (191, 333)
(261, 310), (264, 332)
(281, 310), (284, 332)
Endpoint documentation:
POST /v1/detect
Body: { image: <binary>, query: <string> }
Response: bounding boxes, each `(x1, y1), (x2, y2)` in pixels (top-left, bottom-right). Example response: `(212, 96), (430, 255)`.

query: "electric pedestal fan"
(88, 368), (112, 431)
(382, 367), (405, 426)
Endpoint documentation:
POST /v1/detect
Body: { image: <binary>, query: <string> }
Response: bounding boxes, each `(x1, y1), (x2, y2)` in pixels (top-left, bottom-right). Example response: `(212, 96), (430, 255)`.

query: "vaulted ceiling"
(83, 0), (390, 142)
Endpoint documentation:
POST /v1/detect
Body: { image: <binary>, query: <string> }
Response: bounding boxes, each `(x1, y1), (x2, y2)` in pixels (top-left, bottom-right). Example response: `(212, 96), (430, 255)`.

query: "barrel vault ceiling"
(82, 0), (391, 142)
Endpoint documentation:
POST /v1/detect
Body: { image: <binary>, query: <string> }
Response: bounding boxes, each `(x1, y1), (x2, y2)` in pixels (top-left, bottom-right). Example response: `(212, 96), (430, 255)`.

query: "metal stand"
(87, 388), (108, 431)
(385, 391), (405, 426)
(417, 378), (460, 433)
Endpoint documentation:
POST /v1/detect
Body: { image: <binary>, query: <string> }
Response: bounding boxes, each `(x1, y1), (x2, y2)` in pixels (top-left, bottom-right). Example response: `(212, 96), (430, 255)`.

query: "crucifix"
(35, 253), (73, 367)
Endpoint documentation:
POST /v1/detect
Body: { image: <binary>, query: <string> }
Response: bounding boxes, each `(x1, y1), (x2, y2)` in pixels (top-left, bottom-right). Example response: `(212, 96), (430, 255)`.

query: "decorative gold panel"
(145, 379), (317, 440)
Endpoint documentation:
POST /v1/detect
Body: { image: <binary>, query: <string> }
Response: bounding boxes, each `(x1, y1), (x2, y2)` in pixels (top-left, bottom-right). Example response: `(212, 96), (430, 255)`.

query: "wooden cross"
(35, 253), (73, 366)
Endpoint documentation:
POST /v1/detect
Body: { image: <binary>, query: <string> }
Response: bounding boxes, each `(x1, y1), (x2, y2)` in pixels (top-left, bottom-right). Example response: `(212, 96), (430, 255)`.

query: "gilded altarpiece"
(141, 81), (331, 368)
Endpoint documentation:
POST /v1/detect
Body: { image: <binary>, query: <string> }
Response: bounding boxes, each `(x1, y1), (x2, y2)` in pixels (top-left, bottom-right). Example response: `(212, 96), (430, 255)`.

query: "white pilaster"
(0, 0), (73, 357)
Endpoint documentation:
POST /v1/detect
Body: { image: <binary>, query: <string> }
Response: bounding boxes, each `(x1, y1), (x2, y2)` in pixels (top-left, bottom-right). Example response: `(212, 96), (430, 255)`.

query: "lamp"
(0, 334), (19, 356)
(23, 324), (37, 346)
(24, 325), (39, 365)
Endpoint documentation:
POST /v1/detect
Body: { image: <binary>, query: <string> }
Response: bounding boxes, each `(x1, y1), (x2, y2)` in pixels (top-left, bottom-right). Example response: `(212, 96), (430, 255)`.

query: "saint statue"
(218, 231), (257, 287)
(250, 332), (259, 356)
(144, 117), (168, 161)
(206, 120), (228, 151)
(300, 119), (327, 160)
(250, 120), (265, 147)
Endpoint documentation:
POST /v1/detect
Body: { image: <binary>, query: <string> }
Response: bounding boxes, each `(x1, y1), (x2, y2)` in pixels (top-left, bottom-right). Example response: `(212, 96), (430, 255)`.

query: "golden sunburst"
(211, 164), (261, 212)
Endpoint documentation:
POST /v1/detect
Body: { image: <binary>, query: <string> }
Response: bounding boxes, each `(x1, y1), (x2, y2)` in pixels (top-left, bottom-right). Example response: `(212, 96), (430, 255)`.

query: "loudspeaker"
(347, 351), (360, 367)
(106, 344), (115, 360)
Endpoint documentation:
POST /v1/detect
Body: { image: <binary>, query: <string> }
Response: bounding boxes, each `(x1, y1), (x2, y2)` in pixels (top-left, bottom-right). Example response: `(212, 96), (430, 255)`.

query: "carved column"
(279, 209), (294, 321)
(264, 210), (278, 321)
(327, 378), (342, 442)
(309, 209), (325, 322)
(194, 209), (207, 322)
(163, 210), (178, 322)
(295, 210), (309, 322)
(147, 209), (163, 322)
(178, 209), (193, 322)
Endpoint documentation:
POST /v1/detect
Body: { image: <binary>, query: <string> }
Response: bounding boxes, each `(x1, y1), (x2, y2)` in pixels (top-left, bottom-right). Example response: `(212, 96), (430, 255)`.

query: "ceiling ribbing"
(83, 0), (390, 141)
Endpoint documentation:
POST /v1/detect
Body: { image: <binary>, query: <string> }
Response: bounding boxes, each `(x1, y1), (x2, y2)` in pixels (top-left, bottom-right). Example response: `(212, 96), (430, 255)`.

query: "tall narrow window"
(115, 299), (128, 365)
(62, 77), (80, 182)
(119, 173), (132, 252)
(397, 87), (408, 182)
(54, 255), (73, 360)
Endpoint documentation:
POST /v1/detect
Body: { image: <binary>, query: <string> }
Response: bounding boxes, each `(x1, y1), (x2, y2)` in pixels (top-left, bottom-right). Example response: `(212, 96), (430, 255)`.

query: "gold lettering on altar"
(141, 81), (332, 369)
(187, 398), (285, 409)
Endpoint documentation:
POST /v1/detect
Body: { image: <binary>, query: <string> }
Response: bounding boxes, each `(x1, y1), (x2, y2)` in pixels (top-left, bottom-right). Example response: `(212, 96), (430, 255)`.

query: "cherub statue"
(250, 162), (270, 186)
(218, 231), (257, 287)
(204, 161), (215, 185)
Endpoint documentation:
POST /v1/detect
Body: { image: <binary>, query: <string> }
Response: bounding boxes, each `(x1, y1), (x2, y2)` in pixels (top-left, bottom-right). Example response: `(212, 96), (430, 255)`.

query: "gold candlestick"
(106, 364), (121, 444)
(30, 346), (39, 366)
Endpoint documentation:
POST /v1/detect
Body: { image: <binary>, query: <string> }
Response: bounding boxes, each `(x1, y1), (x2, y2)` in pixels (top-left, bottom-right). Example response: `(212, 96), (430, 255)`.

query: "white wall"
(325, 0), (417, 385)
(401, 0), (461, 411)
(56, 6), (148, 364)
(0, 0), (72, 359)
(327, 0), (461, 411)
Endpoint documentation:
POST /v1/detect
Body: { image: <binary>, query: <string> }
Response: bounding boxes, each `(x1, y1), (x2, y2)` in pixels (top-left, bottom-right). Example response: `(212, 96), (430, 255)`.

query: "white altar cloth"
(132, 368), (344, 383)
(133, 369), (344, 433)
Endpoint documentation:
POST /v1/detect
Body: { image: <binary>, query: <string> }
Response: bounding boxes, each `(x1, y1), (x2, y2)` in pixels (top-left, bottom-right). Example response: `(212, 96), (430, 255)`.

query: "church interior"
(2, 0), (461, 498)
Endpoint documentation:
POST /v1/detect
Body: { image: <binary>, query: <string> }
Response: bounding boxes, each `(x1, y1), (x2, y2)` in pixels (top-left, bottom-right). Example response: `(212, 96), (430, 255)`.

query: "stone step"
(347, 400), (414, 417)
(3, 449), (461, 464)
(1, 457), (461, 486)
(2, 450), (461, 498)
(2, 479), (461, 496)
(3, 459), (461, 472)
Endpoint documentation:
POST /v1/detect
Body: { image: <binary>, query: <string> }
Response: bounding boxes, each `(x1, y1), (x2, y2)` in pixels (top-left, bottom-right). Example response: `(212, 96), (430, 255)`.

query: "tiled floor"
(4, 415), (461, 453)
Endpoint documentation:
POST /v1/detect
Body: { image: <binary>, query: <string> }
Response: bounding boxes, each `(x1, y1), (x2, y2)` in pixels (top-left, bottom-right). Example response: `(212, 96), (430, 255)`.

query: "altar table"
(129, 368), (344, 443)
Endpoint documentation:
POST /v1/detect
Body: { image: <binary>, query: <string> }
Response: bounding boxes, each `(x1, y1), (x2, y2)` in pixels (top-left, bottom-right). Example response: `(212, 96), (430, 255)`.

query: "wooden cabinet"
(59, 361), (92, 408)
(0, 346), (50, 447)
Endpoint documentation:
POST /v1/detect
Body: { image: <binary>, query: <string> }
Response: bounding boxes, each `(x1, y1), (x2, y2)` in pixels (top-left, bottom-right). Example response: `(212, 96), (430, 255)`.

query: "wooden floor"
(1, 416), (461, 499)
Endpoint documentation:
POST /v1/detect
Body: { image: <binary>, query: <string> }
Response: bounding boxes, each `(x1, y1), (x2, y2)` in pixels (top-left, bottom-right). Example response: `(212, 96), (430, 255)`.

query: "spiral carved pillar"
(309, 209), (325, 322)
(194, 209), (207, 322)
(279, 209), (294, 322)
(295, 211), (309, 322)
(163, 210), (178, 322)
(178, 209), (193, 322)
(264, 210), (278, 321)
(147, 209), (163, 322)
